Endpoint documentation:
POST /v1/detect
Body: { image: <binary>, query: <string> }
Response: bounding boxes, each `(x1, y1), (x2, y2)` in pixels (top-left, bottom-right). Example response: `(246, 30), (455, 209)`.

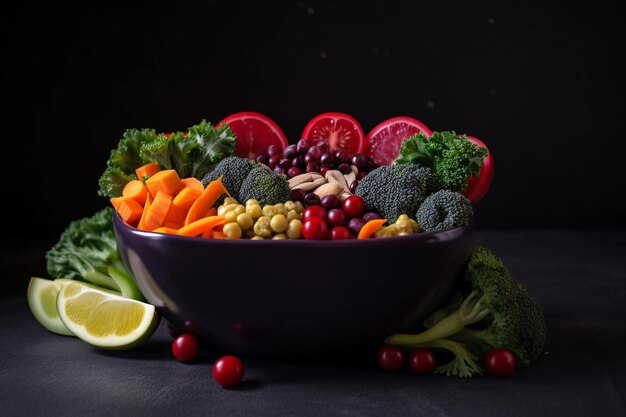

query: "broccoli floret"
(386, 245), (547, 377)
(238, 166), (291, 206)
(98, 128), (157, 197)
(416, 190), (473, 232)
(354, 164), (442, 223)
(46, 207), (144, 301)
(201, 156), (260, 202)
(395, 131), (488, 192)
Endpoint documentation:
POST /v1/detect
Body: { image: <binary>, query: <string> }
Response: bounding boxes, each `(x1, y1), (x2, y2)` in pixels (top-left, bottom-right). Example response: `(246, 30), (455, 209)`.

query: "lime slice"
(27, 277), (74, 336)
(57, 281), (160, 350)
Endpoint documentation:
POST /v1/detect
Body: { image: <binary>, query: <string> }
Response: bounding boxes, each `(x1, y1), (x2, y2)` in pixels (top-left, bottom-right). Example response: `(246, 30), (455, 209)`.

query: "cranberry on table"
(166, 322), (180, 338)
(484, 348), (516, 377)
(409, 348), (436, 374)
(377, 344), (405, 372)
(212, 355), (245, 387)
(172, 333), (200, 363)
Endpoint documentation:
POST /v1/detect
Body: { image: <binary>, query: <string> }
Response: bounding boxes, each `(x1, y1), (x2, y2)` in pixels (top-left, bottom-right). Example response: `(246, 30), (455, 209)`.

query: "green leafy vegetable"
(386, 245), (547, 377)
(395, 131), (488, 192)
(46, 207), (144, 301)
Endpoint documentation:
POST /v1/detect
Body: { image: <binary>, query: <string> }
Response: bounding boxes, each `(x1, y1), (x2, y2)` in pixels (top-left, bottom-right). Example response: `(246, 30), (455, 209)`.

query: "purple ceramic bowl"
(113, 212), (475, 359)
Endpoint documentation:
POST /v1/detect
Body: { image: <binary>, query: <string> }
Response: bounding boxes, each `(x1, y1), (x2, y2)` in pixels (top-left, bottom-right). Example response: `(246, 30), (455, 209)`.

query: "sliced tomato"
(218, 112), (288, 160)
(364, 116), (433, 166)
(301, 112), (365, 155)
(464, 135), (494, 205)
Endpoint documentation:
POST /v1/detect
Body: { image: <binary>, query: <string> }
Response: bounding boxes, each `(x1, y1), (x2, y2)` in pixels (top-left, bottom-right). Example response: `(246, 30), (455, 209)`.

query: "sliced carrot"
(212, 230), (228, 239)
(137, 193), (153, 230)
(163, 203), (187, 226)
(135, 162), (161, 180)
(172, 187), (202, 212)
(116, 198), (144, 227)
(357, 218), (388, 239)
(110, 196), (124, 210)
(177, 216), (227, 237)
(185, 176), (230, 225)
(206, 207), (217, 217)
(163, 222), (183, 230)
(181, 177), (204, 192)
(152, 226), (179, 235)
(122, 179), (148, 206)
(145, 169), (184, 198)
(141, 190), (173, 231)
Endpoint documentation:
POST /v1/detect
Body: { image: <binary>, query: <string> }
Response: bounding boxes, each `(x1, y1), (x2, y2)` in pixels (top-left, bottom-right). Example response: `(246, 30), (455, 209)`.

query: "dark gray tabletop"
(1, 229), (625, 417)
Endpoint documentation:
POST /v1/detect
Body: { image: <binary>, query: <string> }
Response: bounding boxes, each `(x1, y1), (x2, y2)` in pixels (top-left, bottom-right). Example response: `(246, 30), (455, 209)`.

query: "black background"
(2, 1), (625, 290)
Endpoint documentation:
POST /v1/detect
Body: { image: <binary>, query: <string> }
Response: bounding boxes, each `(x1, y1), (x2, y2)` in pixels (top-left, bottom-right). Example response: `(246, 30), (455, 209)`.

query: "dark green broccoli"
(238, 166), (291, 206)
(386, 245), (547, 377)
(354, 164), (442, 223)
(46, 207), (144, 301)
(98, 128), (158, 197)
(139, 119), (237, 180)
(416, 190), (473, 232)
(201, 156), (260, 203)
(395, 131), (488, 192)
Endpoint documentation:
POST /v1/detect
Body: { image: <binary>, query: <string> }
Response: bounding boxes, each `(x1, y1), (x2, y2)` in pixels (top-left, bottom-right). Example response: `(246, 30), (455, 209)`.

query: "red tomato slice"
(218, 112), (288, 160)
(464, 135), (494, 205)
(364, 116), (433, 166)
(301, 112), (365, 155)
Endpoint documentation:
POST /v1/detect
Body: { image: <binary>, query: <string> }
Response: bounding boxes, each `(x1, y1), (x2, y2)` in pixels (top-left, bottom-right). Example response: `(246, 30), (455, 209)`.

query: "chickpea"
(246, 203), (262, 219)
(222, 222), (242, 239)
(274, 203), (285, 214)
(272, 233), (288, 240)
(284, 201), (296, 212)
(286, 209), (299, 222)
(409, 219), (420, 233)
(286, 219), (303, 239)
(262, 205), (278, 218)
(245, 199), (259, 206)
(253, 216), (272, 237)
(224, 197), (239, 205)
(250, 235), (265, 240)
(217, 203), (238, 216)
(237, 213), (254, 230)
(245, 228), (257, 238)
(294, 201), (304, 213)
(270, 214), (288, 233)
(224, 210), (239, 223)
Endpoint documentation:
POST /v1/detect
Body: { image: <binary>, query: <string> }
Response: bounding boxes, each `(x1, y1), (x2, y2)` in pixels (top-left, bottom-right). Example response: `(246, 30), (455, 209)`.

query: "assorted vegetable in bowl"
(27, 111), (546, 383)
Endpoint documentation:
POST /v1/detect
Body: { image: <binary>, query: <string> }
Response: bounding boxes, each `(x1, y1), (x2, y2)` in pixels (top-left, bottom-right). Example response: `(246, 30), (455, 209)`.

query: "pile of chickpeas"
(374, 214), (420, 238)
(216, 197), (305, 239)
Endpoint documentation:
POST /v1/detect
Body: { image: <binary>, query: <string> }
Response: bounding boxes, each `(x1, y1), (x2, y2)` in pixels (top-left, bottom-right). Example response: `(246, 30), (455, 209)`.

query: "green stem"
(385, 310), (467, 346)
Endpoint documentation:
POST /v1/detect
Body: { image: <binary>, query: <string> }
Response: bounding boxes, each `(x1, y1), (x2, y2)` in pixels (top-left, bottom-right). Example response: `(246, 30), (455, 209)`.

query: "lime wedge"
(27, 277), (74, 336)
(57, 281), (160, 350)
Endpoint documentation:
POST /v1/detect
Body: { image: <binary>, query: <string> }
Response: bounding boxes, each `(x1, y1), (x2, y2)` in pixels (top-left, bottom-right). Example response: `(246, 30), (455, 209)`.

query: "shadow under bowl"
(114, 213), (475, 359)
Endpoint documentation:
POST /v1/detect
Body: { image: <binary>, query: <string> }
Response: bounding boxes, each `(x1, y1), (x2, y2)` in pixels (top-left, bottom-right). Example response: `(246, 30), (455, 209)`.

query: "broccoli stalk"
(46, 207), (144, 301)
(385, 245), (547, 377)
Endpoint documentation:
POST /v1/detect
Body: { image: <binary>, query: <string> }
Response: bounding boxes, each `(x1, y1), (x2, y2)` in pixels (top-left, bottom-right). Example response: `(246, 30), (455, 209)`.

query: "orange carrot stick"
(172, 187), (202, 212)
(181, 177), (204, 192)
(137, 193), (153, 230)
(110, 196), (124, 211)
(141, 190), (173, 231)
(163, 203), (187, 227)
(357, 218), (388, 239)
(116, 198), (144, 227)
(145, 169), (184, 198)
(122, 179), (148, 206)
(184, 176), (230, 225)
(135, 162), (161, 180)
(177, 216), (227, 237)
(152, 226), (180, 235)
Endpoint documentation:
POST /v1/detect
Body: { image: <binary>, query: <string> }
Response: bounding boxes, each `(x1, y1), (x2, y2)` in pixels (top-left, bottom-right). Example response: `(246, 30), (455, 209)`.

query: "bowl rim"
(113, 211), (473, 248)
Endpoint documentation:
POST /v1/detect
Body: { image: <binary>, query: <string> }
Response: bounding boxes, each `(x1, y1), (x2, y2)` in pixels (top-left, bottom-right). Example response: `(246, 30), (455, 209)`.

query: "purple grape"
(320, 194), (340, 210)
(283, 144), (298, 160)
(363, 212), (382, 222)
(307, 146), (323, 160)
(273, 166), (286, 175)
(348, 218), (366, 235)
(256, 154), (270, 166)
(349, 180), (359, 194)
(268, 154), (281, 169)
(320, 152), (335, 167)
(315, 141), (330, 153)
(337, 162), (351, 174)
(290, 188), (306, 202)
(304, 192), (321, 207)
(304, 153), (317, 164)
(320, 166), (329, 176)
(278, 158), (292, 169)
(297, 138), (312, 155)
(351, 154), (369, 170)
(267, 144), (282, 157)
(306, 161), (320, 173)
(287, 166), (302, 178)
(327, 208), (347, 227)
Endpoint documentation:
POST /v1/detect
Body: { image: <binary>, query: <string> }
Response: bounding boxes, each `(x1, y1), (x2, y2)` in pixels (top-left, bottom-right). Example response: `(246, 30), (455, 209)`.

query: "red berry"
(302, 205), (327, 222)
(327, 208), (347, 227)
(342, 195), (365, 219)
(409, 348), (436, 374)
(302, 217), (328, 240)
(484, 348), (516, 377)
(330, 226), (352, 240)
(212, 355), (245, 387)
(172, 333), (200, 362)
(377, 345), (405, 372)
